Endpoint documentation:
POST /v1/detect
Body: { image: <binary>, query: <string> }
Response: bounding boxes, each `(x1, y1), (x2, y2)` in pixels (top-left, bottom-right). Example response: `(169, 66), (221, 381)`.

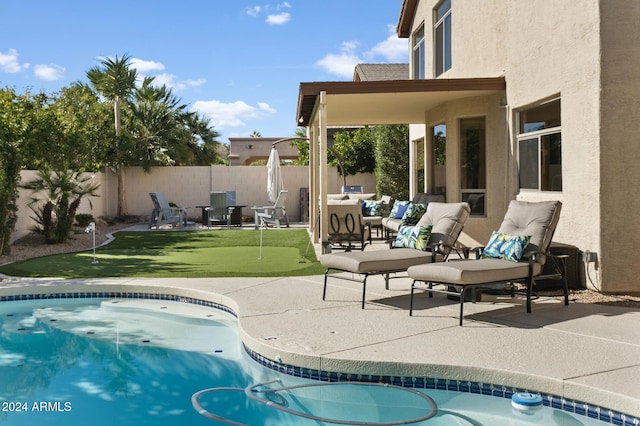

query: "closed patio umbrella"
(267, 146), (283, 202)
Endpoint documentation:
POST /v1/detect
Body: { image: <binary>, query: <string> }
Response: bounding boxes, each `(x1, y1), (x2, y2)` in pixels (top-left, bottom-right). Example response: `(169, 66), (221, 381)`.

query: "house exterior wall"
(598, 0), (640, 293)
(405, 0), (639, 293)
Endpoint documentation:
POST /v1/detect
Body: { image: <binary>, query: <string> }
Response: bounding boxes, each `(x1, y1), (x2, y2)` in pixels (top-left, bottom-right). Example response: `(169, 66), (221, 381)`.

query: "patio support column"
(318, 91), (329, 252)
(308, 125), (319, 243)
(409, 135), (416, 199)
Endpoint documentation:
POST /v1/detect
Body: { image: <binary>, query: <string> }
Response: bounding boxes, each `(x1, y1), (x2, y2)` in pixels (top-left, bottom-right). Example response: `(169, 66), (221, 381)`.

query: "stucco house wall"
(404, 0), (638, 293)
(598, 0), (640, 293)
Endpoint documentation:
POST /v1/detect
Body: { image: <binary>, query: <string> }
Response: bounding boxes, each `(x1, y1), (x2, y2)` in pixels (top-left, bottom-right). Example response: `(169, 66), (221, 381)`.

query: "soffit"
(397, 0), (418, 38)
(296, 77), (506, 127)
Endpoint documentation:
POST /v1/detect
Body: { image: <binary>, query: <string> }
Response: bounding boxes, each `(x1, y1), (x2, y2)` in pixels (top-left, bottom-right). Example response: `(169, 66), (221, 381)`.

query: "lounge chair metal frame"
(408, 200), (568, 325)
(322, 244), (447, 309)
(321, 202), (471, 309)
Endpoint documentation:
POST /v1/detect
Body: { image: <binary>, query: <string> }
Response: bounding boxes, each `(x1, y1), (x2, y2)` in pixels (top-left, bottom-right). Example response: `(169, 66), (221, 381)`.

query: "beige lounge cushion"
(321, 249), (440, 274)
(382, 217), (402, 232)
(407, 258), (543, 285)
(498, 200), (561, 263)
(362, 216), (382, 226)
(327, 193), (349, 201)
(417, 202), (470, 252)
(347, 193), (377, 201)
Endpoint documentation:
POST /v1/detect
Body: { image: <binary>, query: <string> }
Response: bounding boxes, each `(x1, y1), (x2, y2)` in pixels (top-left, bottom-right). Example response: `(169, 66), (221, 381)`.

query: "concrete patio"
(1, 265), (638, 422)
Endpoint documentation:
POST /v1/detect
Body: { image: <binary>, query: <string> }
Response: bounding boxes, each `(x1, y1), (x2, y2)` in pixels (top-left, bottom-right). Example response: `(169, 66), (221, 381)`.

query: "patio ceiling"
(296, 77), (506, 127)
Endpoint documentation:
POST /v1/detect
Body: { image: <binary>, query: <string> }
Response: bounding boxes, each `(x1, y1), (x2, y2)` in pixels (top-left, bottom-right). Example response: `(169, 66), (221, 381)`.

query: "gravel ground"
(1, 223), (639, 308)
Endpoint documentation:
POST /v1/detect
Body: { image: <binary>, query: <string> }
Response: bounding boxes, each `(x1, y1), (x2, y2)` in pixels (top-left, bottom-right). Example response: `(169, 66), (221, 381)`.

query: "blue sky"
(0, 1), (408, 143)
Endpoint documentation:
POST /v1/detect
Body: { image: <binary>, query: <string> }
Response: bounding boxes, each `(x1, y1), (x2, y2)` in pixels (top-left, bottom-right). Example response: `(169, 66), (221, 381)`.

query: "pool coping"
(1, 278), (638, 425)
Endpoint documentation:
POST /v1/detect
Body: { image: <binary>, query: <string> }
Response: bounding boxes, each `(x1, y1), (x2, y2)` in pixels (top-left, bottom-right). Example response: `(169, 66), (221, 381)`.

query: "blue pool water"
(0, 298), (617, 425)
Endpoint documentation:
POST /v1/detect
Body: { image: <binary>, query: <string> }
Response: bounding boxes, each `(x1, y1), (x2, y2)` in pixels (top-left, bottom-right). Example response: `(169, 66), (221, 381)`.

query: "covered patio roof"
(296, 77), (506, 127)
(297, 76), (506, 249)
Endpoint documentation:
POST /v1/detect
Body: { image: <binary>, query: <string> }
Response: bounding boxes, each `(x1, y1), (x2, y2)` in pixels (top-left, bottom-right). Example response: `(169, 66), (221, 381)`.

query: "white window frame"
(434, 0), (452, 76)
(412, 25), (425, 79)
(517, 98), (562, 192)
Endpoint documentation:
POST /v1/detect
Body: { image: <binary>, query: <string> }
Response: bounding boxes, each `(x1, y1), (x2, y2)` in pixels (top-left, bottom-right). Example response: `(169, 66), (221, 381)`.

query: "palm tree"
(87, 54), (137, 216)
(126, 78), (188, 168)
(23, 170), (100, 244)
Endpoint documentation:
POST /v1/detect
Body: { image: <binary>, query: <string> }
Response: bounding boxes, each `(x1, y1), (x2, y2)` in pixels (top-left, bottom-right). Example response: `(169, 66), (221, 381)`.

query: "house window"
(412, 25), (425, 79)
(432, 124), (446, 196)
(414, 138), (426, 192)
(434, 0), (452, 76)
(517, 99), (562, 191)
(460, 117), (486, 216)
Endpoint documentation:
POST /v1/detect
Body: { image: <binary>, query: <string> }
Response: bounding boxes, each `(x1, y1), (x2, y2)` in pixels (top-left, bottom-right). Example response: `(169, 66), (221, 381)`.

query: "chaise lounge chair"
(408, 200), (567, 325)
(252, 190), (289, 228)
(321, 202), (471, 309)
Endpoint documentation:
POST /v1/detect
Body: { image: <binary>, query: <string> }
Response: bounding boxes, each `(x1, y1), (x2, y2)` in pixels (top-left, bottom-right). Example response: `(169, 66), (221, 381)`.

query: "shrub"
(75, 213), (94, 228)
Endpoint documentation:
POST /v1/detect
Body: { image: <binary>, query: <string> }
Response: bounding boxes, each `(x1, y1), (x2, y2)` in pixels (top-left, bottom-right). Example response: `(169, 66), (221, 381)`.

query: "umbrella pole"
(259, 218), (265, 259)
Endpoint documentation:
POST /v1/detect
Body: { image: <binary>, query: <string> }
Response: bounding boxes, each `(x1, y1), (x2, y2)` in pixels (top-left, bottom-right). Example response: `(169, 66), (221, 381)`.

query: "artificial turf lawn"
(0, 229), (326, 278)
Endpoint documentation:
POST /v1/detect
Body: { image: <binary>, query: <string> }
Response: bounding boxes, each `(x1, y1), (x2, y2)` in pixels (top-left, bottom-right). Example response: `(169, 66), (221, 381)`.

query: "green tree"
(373, 124), (409, 201)
(125, 77), (186, 169)
(22, 170), (100, 244)
(87, 54), (137, 216)
(292, 127), (309, 165)
(0, 87), (25, 255)
(330, 127), (376, 187)
(179, 113), (225, 165)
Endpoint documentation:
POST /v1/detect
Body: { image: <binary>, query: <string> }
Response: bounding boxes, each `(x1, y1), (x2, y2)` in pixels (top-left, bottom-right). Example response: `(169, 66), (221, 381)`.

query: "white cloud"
(315, 41), (362, 78)
(0, 48), (30, 73)
(266, 12), (290, 25)
(130, 58), (165, 73)
(365, 25), (409, 62)
(34, 63), (65, 81)
(246, 5), (261, 17)
(152, 73), (206, 91)
(316, 26), (409, 78)
(248, 3), (292, 24)
(192, 99), (276, 129)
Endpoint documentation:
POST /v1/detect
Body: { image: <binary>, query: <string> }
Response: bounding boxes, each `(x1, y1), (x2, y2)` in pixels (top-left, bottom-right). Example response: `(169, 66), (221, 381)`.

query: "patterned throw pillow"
(392, 225), (433, 251)
(363, 200), (383, 217)
(389, 200), (410, 218)
(481, 231), (532, 262)
(400, 203), (427, 226)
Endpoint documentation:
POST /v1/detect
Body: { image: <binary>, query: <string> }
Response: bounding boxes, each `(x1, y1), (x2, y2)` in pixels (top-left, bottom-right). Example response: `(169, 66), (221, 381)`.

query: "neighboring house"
(298, 0), (640, 294)
(228, 137), (299, 166)
(353, 63), (409, 81)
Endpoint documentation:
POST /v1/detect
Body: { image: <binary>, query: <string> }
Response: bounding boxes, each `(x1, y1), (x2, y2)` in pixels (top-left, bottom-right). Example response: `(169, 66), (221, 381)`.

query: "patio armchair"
(252, 190), (289, 228)
(321, 202), (470, 309)
(148, 192), (187, 229)
(326, 200), (370, 251)
(407, 200), (567, 325)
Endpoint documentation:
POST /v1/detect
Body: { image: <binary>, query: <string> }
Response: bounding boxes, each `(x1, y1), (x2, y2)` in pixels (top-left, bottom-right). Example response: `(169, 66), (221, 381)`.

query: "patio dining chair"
(408, 200), (567, 325)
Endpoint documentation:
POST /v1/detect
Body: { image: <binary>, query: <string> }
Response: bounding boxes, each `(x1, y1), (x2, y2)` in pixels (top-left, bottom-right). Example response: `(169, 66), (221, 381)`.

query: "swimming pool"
(0, 296), (624, 425)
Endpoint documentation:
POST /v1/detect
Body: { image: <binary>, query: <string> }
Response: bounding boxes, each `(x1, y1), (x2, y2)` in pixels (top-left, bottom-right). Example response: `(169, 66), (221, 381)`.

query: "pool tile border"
(1, 291), (637, 426)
